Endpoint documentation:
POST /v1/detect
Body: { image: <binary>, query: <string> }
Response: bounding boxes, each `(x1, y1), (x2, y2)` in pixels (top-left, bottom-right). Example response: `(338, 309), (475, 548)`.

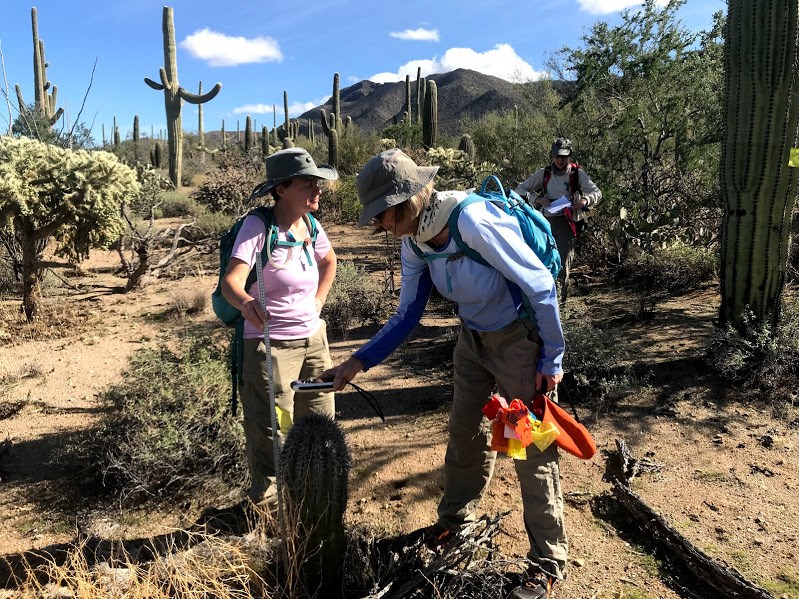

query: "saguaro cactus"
(14, 7), (63, 126)
(244, 116), (253, 154)
(423, 79), (438, 149)
(720, 0), (799, 330)
(144, 6), (221, 187)
(458, 134), (476, 161)
(320, 72), (345, 167)
(281, 414), (349, 598)
(404, 74), (412, 124)
(415, 67), (423, 125)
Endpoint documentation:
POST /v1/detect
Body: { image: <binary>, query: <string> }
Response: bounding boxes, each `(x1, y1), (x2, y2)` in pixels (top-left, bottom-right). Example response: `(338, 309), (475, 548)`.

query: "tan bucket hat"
(356, 149), (438, 226)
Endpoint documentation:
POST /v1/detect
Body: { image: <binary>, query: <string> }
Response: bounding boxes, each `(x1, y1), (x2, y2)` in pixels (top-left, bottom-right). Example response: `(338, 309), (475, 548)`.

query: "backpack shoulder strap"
(569, 163), (581, 193)
(447, 194), (490, 267)
(542, 165), (553, 196)
(304, 212), (319, 245)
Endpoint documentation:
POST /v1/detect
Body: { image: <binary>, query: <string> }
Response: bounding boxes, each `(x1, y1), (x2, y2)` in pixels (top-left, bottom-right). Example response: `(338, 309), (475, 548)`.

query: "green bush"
(128, 164), (174, 218)
(192, 154), (263, 216)
(335, 127), (382, 175)
(563, 318), (638, 400)
(155, 190), (202, 218)
(83, 336), (246, 502)
(707, 295), (799, 400)
(185, 211), (235, 242)
(322, 260), (389, 339)
(318, 175), (361, 223)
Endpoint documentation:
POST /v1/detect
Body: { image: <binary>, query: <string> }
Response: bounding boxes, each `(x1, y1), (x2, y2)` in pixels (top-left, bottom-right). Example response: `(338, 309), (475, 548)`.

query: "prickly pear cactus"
(281, 414), (350, 598)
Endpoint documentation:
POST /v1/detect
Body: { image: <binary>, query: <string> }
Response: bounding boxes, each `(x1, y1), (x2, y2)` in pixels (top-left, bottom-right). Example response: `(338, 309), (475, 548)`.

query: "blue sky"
(1, 0), (724, 143)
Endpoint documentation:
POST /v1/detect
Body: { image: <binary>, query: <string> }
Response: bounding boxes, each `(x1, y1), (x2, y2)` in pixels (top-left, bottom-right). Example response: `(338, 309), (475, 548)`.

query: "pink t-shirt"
(231, 214), (331, 340)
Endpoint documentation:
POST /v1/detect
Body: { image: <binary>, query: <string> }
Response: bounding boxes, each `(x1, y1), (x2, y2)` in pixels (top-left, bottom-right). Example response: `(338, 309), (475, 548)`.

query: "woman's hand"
(320, 356), (365, 391)
(534, 195), (551, 208)
(240, 298), (269, 329)
(315, 297), (324, 315)
(535, 372), (563, 394)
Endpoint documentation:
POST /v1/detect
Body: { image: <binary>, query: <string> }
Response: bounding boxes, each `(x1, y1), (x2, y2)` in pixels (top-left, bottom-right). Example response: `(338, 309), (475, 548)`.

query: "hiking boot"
(508, 572), (555, 599)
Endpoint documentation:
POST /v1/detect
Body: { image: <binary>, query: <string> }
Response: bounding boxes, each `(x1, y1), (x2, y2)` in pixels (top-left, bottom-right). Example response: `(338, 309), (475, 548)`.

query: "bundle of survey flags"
(482, 394), (560, 460)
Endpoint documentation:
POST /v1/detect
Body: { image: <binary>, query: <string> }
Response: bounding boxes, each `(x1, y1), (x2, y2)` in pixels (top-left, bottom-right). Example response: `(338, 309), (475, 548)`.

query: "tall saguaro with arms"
(144, 6), (221, 188)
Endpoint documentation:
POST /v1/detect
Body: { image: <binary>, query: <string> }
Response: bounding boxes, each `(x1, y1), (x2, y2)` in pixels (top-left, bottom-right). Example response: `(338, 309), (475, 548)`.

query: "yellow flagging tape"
(789, 148), (799, 167)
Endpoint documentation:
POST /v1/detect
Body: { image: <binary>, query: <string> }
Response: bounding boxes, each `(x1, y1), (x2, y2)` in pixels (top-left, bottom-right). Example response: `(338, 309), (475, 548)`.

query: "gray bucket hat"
(251, 147), (338, 198)
(356, 149), (439, 226)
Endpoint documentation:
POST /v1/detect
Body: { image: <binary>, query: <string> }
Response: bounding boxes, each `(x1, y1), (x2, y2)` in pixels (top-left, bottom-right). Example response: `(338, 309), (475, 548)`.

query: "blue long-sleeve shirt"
(353, 198), (565, 375)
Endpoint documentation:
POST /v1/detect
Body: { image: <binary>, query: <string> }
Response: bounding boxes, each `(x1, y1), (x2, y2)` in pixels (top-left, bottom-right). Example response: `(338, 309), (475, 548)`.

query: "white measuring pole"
(254, 245), (288, 551)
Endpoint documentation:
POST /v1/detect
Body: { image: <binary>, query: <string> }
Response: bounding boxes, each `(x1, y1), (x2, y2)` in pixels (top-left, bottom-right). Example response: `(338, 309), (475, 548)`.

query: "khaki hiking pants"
(547, 214), (576, 305)
(240, 320), (335, 505)
(437, 319), (568, 580)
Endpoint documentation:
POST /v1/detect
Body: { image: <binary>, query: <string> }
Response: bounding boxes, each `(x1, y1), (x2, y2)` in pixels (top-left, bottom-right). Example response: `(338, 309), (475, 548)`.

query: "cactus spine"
(144, 6), (221, 187)
(458, 133), (475, 161)
(281, 414), (350, 598)
(422, 79), (438, 149)
(720, 0), (799, 330)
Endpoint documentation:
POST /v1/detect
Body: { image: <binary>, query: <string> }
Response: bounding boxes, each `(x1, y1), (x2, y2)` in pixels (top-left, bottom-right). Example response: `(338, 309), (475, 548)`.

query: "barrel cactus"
(720, 0), (799, 330)
(281, 414), (350, 598)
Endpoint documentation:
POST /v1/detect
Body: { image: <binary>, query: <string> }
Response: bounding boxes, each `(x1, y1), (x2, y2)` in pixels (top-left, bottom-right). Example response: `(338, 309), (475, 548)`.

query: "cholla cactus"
(281, 414), (350, 598)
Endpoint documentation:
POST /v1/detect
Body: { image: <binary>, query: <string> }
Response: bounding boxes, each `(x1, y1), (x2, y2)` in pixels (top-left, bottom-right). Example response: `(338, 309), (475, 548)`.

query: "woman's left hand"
(315, 297), (324, 314)
(535, 372), (563, 394)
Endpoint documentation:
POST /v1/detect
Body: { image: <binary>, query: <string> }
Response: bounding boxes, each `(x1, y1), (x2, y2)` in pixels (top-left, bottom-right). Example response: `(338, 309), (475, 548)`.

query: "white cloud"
(390, 28), (440, 42)
(233, 97), (327, 118)
(180, 28), (282, 67)
(577, 0), (667, 14)
(368, 44), (544, 84)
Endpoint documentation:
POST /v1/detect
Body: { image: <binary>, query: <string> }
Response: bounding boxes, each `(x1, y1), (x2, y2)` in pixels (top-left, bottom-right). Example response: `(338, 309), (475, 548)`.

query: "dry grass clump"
(0, 300), (99, 347)
(170, 289), (208, 318)
(5, 531), (269, 598)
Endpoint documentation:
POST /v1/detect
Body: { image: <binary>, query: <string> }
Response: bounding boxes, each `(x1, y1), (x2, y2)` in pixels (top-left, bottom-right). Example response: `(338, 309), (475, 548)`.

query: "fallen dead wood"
(611, 439), (773, 599)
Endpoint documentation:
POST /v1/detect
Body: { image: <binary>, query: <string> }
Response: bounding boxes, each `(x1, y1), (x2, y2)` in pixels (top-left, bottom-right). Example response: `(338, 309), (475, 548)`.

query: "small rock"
(571, 558), (585, 567)
(759, 434), (774, 448)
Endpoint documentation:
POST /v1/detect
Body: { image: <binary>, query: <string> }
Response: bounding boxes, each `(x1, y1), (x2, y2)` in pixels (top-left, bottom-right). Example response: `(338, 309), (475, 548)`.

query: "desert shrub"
(707, 295), (799, 400)
(615, 244), (717, 318)
(155, 190), (202, 218)
(193, 154), (263, 216)
(381, 122), (422, 149)
(171, 289), (208, 317)
(322, 260), (389, 339)
(318, 175), (361, 223)
(426, 146), (494, 190)
(185, 211), (236, 242)
(563, 318), (637, 400)
(127, 164), (174, 218)
(335, 127), (382, 175)
(84, 336), (246, 501)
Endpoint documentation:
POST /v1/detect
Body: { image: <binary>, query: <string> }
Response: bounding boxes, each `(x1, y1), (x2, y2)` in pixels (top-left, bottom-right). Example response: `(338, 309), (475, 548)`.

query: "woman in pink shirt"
(221, 147), (338, 509)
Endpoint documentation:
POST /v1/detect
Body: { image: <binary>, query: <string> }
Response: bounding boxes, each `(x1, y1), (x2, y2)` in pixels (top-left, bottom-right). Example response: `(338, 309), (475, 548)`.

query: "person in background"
(515, 137), (602, 304)
(323, 148), (567, 599)
(221, 147), (338, 510)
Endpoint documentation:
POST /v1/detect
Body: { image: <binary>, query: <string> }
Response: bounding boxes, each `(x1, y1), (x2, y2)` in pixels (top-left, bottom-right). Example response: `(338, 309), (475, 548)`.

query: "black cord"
(347, 381), (385, 422)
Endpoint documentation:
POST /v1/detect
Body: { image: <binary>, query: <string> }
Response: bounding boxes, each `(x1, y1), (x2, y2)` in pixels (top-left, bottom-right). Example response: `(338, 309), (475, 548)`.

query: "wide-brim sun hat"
(356, 149), (439, 226)
(251, 147), (338, 198)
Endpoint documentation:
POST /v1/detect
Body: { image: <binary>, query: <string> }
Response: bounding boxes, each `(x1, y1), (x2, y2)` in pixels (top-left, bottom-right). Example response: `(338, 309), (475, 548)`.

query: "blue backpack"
(409, 175), (560, 328)
(211, 206), (319, 414)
